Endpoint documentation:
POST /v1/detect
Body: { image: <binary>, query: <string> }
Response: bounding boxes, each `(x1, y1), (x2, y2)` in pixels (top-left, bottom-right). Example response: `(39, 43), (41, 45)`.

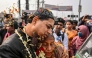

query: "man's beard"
(30, 32), (46, 50)
(30, 32), (45, 45)
(31, 32), (39, 45)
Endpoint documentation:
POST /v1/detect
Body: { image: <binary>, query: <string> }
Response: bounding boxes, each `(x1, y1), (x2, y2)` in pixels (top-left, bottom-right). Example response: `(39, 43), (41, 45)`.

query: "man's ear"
(32, 16), (39, 24)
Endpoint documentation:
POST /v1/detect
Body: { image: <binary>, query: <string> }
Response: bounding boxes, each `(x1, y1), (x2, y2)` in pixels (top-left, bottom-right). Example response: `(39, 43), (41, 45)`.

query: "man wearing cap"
(0, 8), (54, 58)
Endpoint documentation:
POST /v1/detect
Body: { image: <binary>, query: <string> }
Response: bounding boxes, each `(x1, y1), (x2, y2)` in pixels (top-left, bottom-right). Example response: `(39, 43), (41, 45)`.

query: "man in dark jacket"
(0, 8), (55, 58)
(0, 19), (18, 44)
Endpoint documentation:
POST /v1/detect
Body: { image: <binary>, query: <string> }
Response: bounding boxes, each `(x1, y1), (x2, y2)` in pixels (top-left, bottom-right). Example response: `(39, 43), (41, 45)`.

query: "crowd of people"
(0, 8), (91, 58)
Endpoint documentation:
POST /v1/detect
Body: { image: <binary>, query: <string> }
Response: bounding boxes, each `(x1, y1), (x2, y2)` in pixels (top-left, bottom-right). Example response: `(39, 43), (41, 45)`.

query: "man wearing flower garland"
(0, 8), (55, 58)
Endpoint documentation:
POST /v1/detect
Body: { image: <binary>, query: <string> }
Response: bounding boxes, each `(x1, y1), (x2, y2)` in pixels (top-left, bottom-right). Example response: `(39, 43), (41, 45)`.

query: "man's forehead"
(44, 19), (54, 24)
(48, 21), (54, 26)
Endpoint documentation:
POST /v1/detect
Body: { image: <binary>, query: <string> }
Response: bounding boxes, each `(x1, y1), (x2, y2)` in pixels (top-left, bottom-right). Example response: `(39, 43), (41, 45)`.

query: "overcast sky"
(0, 0), (92, 18)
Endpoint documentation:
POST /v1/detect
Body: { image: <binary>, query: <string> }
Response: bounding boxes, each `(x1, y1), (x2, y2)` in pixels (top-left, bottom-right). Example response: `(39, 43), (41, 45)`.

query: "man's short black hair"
(57, 18), (65, 24)
(28, 8), (54, 23)
(34, 8), (54, 20)
(72, 20), (78, 25)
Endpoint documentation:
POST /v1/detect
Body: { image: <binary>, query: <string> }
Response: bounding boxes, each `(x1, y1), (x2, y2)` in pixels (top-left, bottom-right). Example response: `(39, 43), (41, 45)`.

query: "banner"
(22, 10), (36, 14)
(45, 4), (72, 11)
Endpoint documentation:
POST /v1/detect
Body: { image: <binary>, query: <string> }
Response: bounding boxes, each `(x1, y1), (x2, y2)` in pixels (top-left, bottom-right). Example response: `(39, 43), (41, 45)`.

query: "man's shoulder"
(2, 33), (19, 43)
(0, 41), (23, 58)
(0, 33), (25, 55)
(1, 33), (23, 49)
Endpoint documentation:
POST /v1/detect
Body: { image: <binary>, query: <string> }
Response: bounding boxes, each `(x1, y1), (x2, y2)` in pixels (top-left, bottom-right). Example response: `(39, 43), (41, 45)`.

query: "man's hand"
(82, 15), (89, 22)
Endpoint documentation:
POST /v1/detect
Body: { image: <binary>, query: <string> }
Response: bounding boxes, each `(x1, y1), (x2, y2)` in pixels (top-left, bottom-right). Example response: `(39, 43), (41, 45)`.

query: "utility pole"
(78, 0), (82, 20)
(18, 0), (21, 15)
(37, 0), (40, 9)
(42, 0), (45, 8)
(25, 0), (29, 10)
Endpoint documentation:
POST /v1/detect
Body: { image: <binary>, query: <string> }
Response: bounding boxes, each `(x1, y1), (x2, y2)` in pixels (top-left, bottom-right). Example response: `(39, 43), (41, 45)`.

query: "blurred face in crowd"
(42, 35), (55, 58)
(57, 22), (63, 29)
(3, 18), (9, 24)
(77, 25), (89, 38)
(65, 21), (72, 29)
(54, 22), (63, 34)
(72, 23), (77, 29)
(6, 24), (14, 33)
(27, 16), (54, 40)
(9, 14), (13, 20)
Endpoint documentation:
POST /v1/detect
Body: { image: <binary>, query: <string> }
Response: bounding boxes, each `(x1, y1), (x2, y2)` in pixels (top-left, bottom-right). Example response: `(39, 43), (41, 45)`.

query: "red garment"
(22, 22), (25, 26)
(36, 47), (45, 56)
(3, 32), (10, 42)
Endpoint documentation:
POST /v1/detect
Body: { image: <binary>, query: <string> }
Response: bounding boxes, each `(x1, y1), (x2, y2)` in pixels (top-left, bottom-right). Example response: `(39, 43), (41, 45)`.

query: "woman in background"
(70, 25), (90, 58)
(64, 20), (77, 49)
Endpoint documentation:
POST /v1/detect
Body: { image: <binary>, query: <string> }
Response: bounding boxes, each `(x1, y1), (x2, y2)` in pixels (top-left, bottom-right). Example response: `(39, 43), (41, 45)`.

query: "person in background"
(2, 14), (13, 26)
(53, 18), (68, 50)
(63, 20), (77, 57)
(22, 12), (29, 24)
(78, 15), (92, 33)
(78, 15), (88, 25)
(3, 21), (18, 42)
(70, 25), (90, 58)
(64, 20), (77, 49)
(0, 19), (18, 44)
(0, 25), (7, 45)
(72, 20), (78, 30)
(36, 34), (69, 58)
(18, 18), (25, 30)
